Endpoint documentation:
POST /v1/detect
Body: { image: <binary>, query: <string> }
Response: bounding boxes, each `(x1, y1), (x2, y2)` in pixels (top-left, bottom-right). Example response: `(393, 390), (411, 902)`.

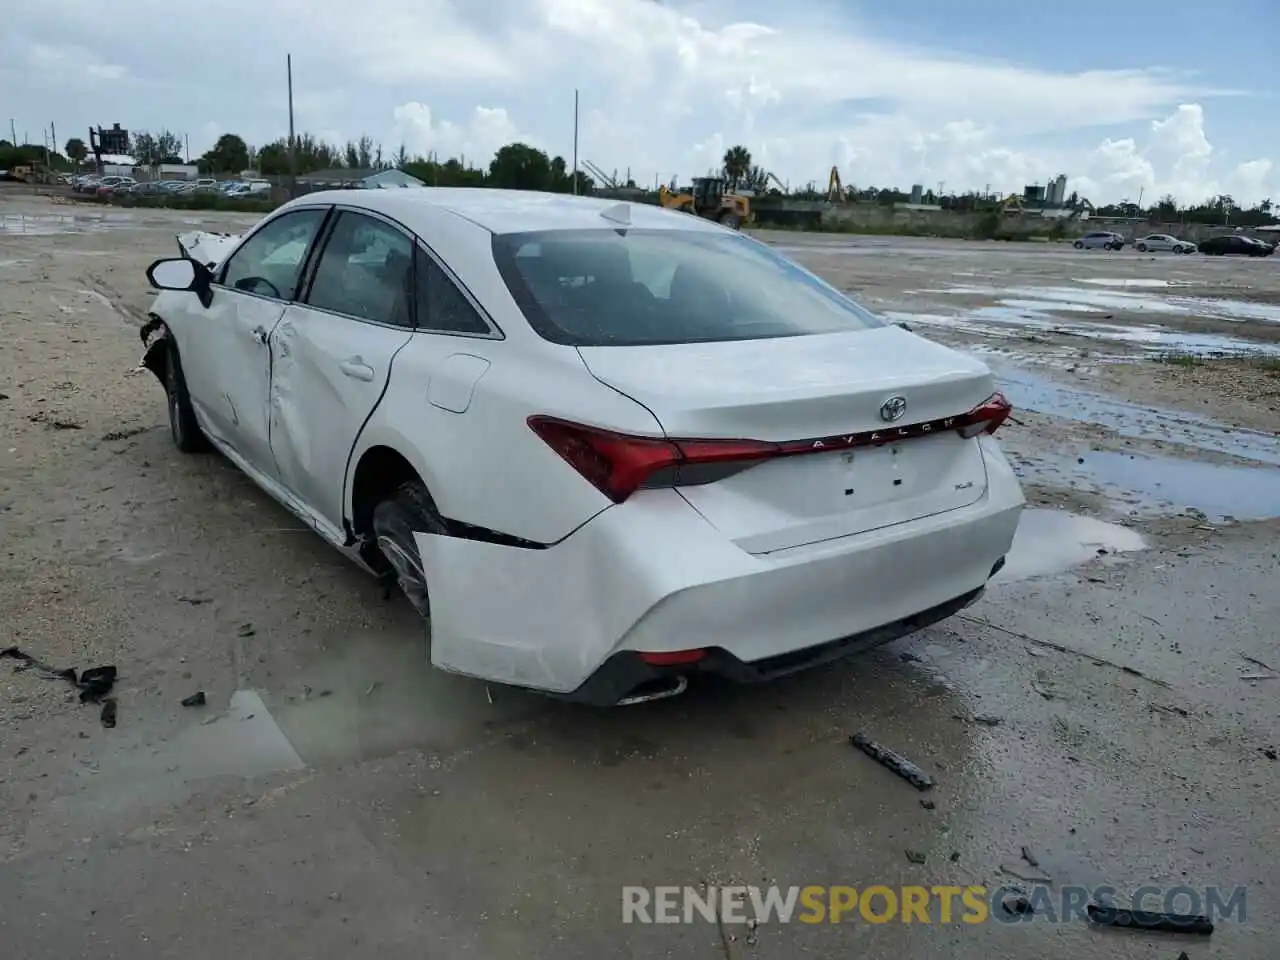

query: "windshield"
(491, 228), (884, 346)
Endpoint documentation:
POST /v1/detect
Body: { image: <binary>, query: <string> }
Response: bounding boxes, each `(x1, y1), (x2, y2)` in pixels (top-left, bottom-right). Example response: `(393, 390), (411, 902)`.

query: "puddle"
(930, 284), (1280, 324)
(52, 690), (304, 829)
(994, 508), (1146, 584)
(992, 363), (1280, 465)
(0, 212), (135, 236)
(1020, 450), (1280, 521)
(886, 308), (1280, 359)
(1075, 278), (1196, 289)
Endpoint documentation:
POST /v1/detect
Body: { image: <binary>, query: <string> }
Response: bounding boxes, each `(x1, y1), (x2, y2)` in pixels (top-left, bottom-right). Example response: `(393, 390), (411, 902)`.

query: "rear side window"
(415, 246), (491, 335)
(306, 211), (414, 327)
(492, 228), (884, 346)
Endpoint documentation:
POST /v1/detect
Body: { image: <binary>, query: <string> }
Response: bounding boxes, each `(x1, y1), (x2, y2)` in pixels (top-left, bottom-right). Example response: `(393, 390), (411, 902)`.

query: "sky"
(3, 0), (1276, 206)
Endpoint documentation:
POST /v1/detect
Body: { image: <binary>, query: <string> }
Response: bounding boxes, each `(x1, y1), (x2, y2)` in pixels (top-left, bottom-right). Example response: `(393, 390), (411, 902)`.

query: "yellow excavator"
(658, 177), (753, 229)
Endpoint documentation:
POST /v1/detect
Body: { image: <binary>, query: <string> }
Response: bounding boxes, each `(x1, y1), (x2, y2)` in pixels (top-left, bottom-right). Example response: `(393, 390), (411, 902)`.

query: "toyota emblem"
(879, 395), (907, 422)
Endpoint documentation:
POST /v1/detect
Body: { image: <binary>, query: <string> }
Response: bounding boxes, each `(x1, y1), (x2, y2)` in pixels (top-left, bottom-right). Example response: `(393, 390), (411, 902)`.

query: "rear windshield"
(491, 228), (884, 346)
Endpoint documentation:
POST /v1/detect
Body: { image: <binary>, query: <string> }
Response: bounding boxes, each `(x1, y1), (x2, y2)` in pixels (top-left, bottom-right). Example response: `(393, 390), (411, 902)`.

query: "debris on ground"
(1240, 653), (1277, 674)
(364, 681), (381, 697)
(920, 798), (935, 810)
(1001, 864), (1052, 884)
(1020, 846), (1040, 867)
(1002, 894), (1033, 916)
(237, 623), (256, 638)
(850, 733), (935, 790)
(176, 595), (210, 605)
(101, 426), (149, 441)
(958, 615), (1172, 687)
(181, 691), (207, 707)
(100, 698), (117, 728)
(904, 849), (927, 865)
(953, 712), (1002, 726)
(2, 647), (117, 703)
(1086, 902), (1213, 935)
(1149, 702), (1190, 717)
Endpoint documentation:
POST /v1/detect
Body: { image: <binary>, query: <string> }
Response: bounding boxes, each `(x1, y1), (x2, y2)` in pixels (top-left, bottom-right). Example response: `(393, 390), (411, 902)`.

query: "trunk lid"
(577, 327), (998, 554)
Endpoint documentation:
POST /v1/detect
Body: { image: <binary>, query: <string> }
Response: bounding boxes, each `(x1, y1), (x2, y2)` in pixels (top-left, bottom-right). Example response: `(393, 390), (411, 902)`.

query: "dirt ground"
(2, 194), (1278, 959)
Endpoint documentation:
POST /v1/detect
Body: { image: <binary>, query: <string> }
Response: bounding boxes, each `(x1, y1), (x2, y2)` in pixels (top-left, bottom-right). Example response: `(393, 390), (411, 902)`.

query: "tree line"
(5, 131), (1275, 226)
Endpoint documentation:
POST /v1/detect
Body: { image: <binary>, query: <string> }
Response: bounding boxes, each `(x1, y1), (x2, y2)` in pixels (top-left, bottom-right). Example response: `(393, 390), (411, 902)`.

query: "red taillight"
(638, 649), (708, 666)
(528, 416), (777, 503)
(956, 391), (1012, 438)
(530, 394), (1014, 502)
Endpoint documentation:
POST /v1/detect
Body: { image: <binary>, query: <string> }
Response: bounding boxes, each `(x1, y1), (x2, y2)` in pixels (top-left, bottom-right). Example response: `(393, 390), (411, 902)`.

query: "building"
(157, 163), (198, 181)
(296, 168), (424, 191)
(1047, 174), (1068, 207)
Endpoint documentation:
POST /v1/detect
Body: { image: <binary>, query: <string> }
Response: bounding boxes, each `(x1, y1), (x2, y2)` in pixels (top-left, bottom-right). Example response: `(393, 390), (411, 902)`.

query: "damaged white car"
(140, 189), (1025, 705)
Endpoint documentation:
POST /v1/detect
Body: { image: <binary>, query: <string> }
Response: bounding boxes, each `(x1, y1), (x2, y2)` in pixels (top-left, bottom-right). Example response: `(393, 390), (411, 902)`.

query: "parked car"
(1199, 235), (1275, 257)
(138, 189), (1025, 705)
(1135, 234), (1196, 254)
(1073, 231), (1125, 250)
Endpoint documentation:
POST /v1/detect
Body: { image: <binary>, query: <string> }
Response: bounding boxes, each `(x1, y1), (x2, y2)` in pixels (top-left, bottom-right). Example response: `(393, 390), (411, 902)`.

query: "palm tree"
(721, 145), (752, 189)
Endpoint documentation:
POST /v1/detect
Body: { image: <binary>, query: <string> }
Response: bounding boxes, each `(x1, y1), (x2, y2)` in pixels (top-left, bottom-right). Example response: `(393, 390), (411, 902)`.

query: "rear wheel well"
(350, 445), (425, 564)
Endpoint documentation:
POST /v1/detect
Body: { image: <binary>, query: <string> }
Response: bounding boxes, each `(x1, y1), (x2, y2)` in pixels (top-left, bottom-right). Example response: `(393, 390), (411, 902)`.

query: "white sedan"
(140, 189), (1024, 705)
(1135, 234), (1196, 254)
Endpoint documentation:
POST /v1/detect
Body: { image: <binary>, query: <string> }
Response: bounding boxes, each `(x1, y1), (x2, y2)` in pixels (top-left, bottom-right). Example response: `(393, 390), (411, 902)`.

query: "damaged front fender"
(137, 315), (170, 387)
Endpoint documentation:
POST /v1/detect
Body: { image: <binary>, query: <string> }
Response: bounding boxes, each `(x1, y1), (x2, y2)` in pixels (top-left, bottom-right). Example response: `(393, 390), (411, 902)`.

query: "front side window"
(306, 212), (414, 327)
(220, 208), (328, 301)
(492, 228), (885, 346)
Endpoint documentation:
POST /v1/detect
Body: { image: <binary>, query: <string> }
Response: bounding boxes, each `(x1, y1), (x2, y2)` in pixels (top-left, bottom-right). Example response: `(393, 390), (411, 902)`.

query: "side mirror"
(146, 257), (198, 290)
(145, 257), (214, 307)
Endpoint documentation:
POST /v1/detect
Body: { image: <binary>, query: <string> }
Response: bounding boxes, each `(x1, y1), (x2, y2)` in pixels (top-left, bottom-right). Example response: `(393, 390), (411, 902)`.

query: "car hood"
(177, 230), (242, 270)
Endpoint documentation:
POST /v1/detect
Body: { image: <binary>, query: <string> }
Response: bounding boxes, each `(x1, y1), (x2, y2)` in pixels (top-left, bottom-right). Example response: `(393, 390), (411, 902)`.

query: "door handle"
(250, 325), (268, 345)
(339, 357), (375, 382)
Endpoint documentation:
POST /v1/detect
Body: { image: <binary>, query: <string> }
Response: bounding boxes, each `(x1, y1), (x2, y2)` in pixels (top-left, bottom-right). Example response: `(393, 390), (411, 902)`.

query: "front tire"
(1136, 243), (1147, 252)
(371, 481), (448, 619)
(1073, 240), (1084, 249)
(718, 211), (742, 230)
(165, 340), (209, 453)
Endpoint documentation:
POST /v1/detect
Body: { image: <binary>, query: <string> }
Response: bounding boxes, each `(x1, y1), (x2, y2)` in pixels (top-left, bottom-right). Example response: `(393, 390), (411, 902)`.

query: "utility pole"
(185, 133), (190, 163)
(572, 89), (579, 195)
(8, 118), (15, 145)
(50, 122), (56, 159)
(287, 54), (298, 199)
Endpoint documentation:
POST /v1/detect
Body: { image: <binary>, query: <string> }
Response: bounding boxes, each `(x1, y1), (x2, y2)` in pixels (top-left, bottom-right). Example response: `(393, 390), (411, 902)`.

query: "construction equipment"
(827, 167), (847, 203)
(658, 177), (753, 229)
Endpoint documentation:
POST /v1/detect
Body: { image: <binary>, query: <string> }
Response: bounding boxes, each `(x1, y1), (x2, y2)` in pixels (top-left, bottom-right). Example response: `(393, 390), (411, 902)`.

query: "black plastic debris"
(904, 849), (927, 865)
(1002, 895), (1033, 916)
(850, 733), (934, 790)
(1021, 846), (1040, 867)
(237, 623), (256, 638)
(78, 666), (118, 703)
(2, 646), (118, 714)
(181, 691), (207, 707)
(1086, 903), (1213, 936)
(100, 698), (118, 728)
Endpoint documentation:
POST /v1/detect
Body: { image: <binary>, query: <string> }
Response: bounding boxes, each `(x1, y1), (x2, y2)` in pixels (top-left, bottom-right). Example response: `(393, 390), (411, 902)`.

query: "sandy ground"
(2, 195), (1278, 959)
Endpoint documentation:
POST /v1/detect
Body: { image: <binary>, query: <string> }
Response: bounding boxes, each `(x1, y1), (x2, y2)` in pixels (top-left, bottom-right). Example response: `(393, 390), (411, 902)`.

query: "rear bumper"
(563, 572), (996, 706)
(417, 437), (1024, 701)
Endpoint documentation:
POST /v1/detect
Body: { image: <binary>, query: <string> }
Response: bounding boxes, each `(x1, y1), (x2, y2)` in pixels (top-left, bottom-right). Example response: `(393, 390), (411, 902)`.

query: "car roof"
(283, 187), (730, 237)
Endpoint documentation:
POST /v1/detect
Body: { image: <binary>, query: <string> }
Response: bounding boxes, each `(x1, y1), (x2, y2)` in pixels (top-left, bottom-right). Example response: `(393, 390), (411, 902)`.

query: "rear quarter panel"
(349, 335), (665, 545)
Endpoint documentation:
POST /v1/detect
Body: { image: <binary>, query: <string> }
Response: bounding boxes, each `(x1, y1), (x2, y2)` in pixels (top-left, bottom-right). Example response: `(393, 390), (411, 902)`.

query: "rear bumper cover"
(562, 569), (997, 706)
(417, 436), (1023, 700)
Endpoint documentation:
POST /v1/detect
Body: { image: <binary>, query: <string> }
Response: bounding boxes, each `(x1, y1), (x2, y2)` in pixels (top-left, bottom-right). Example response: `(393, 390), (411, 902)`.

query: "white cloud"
(392, 104), (529, 167)
(1, 0), (1273, 205)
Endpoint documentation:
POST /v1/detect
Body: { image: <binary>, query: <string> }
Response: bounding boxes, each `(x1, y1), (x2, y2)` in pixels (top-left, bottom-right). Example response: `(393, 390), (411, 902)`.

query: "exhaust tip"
(616, 675), (688, 706)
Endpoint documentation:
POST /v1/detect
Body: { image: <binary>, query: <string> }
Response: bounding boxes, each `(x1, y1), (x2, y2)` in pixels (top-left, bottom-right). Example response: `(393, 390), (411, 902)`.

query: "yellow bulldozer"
(658, 177), (753, 229)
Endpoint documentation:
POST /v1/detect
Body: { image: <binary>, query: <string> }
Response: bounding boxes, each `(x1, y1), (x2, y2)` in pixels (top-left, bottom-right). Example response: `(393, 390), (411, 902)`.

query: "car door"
(268, 209), (416, 533)
(182, 206), (330, 478)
